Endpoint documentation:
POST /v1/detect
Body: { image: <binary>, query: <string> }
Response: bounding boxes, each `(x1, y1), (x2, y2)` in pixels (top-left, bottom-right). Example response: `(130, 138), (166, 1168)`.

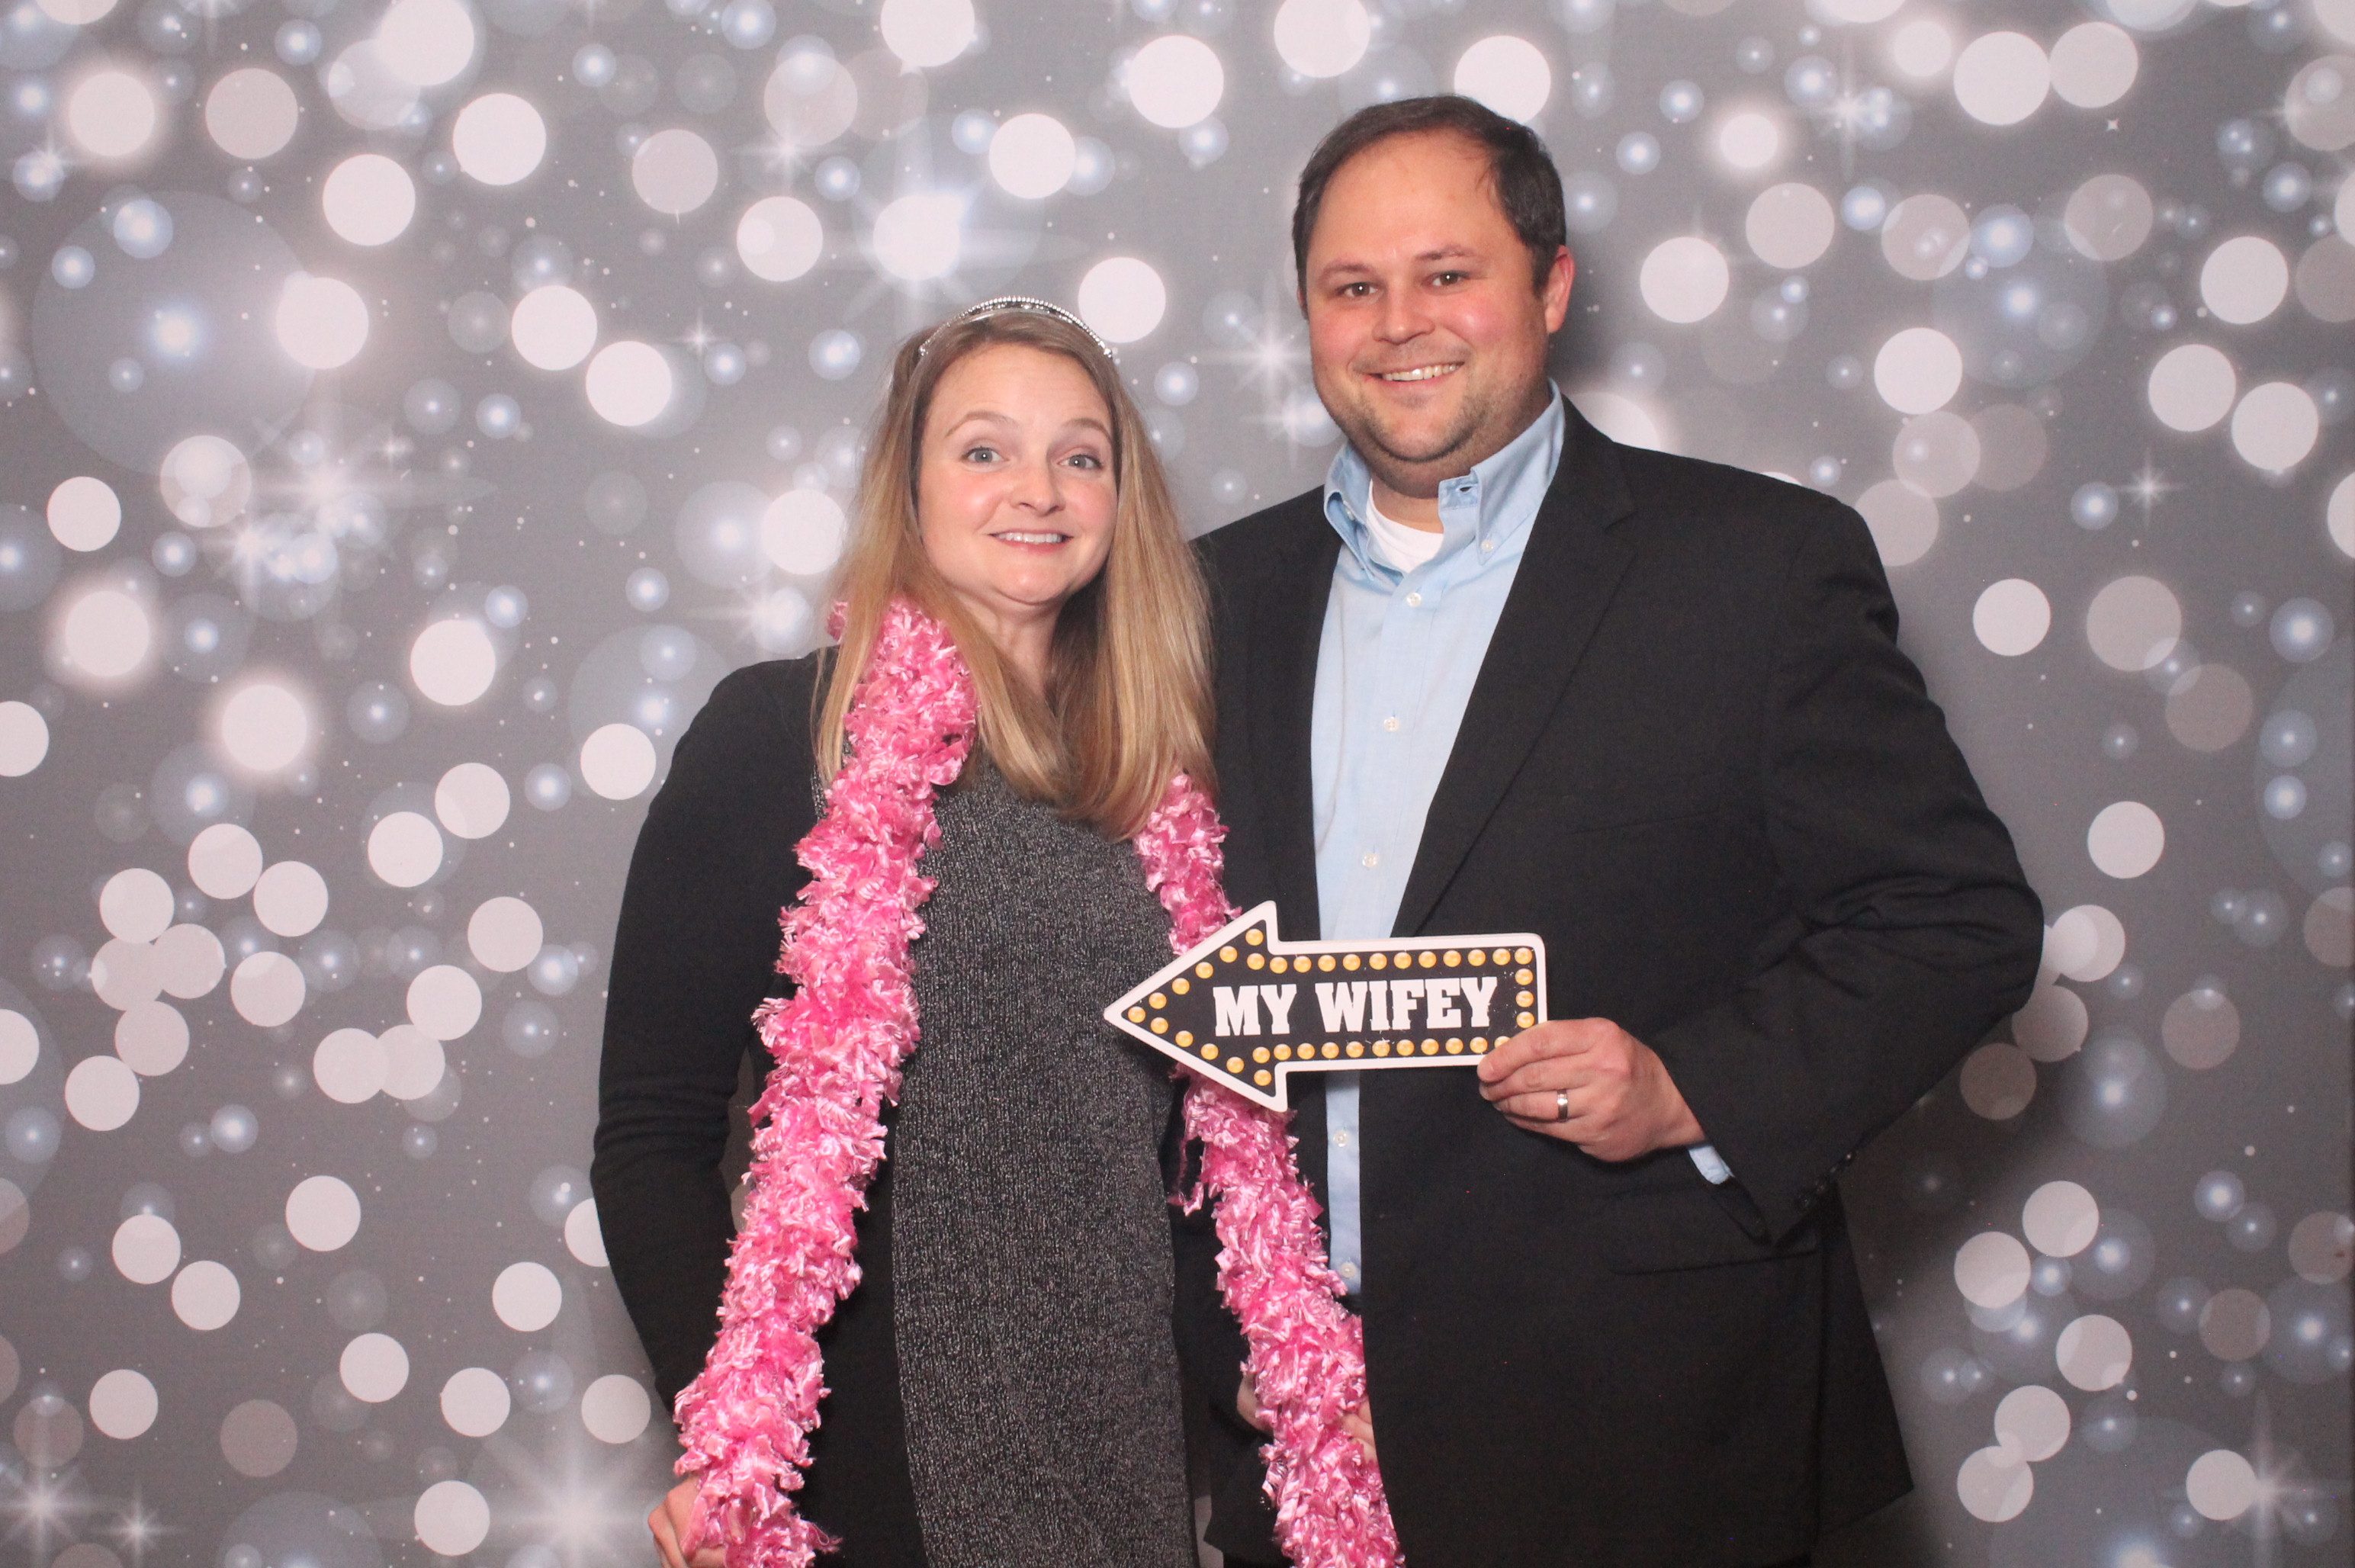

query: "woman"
(592, 298), (1213, 1568)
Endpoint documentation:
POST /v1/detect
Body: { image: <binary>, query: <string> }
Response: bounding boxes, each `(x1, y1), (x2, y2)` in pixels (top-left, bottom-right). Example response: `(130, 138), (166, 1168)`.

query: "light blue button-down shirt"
(1311, 392), (1727, 1293)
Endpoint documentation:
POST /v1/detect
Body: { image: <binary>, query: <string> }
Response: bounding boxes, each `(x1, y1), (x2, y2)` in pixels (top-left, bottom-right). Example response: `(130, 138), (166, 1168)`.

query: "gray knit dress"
(885, 766), (1197, 1568)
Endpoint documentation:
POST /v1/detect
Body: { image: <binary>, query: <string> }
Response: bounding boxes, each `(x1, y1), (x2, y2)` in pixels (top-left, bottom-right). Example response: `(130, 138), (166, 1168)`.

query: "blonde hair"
(815, 307), (1215, 840)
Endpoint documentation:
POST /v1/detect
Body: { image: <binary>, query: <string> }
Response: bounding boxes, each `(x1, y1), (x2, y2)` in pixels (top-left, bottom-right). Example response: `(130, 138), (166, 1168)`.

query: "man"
(1178, 96), (2042, 1567)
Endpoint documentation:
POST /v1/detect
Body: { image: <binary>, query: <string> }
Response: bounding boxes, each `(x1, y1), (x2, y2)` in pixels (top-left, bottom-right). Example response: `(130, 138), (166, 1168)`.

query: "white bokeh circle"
(878, 0), (975, 69)
(407, 966), (484, 1042)
(763, 489), (848, 576)
(380, 1024), (447, 1101)
(188, 823), (262, 899)
(1638, 237), (1730, 324)
(2147, 344), (2237, 432)
(581, 1374), (652, 1443)
(451, 93), (547, 186)
(415, 1480), (493, 1557)
(1873, 328), (1964, 414)
(493, 1260), (563, 1331)
(988, 114), (1077, 200)
(66, 1053), (141, 1130)
(2048, 23), (2138, 108)
(870, 193), (964, 283)
(1126, 34), (1224, 129)
(1973, 580), (2051, 657)
(322, 154), (418, 246)
(510, 286), (599, 371)
(2047, 904), (2127, 983)
(565, 1199), (609, 1268)
(1744, 183), (1836, 269)
(1952, 32), (2049, 126)
(1956, 1445), (2033, 1523)
(2185, 1450), (2257, 1521)
(441, 1367), (511, 1438)
(435, 763), (511, 839)
(217, 681), (311, 774)
(0, 702), (49, 777)
(275, 275), (371, 371)
(1453, 36), (1552, 124)
(88, 1369), (159, 1439)
(114, 999), (188, 1076)
(65, 69), (159, 161)
(2087, 801), (2164, 879)
(369, 810), (445, 889)
(1992, 1383), (2070, 1462)
(101, 868), (174, 943)
(631, 128), (721, 217)
(736, 196), (824, 282)
(313, 1027), (387, 1104)
(586, 342), (675, 429)
(1856, 481), (1939, 568)
(2230, 382), (2319, 472)
(339, 1332), (410, 1403)
(581, 723), (660, 800)
(2200, 236), (2290, 325)
(0, 1010), (36, 1084)
(285, 1174), (362, 1251)
(2055, 1313), (2133, 1391)
(410, 619), (499, 707)
(47, 476), (120, 552)
(467, 896), (544, 972)
(2022, 1181), (2100, 1258)
(112, 1212), (181, 1284)
(1273, 0), (1372, 80)
(1077, 256), (1168, 343)
(1954, 1231), (2032, 1308)
(253, 860), (329, 937)
(56, 588), (153, 682)
(171, 1260), (240, 1329)
(205, 67), (301, 161)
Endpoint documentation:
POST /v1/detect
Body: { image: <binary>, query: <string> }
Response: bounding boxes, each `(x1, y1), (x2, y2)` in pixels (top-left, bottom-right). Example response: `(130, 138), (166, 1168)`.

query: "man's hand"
(1239, 1373), (1377, 1463)
(650, 1477), (723, 1568)
(1475, 1017), (1703, 1161)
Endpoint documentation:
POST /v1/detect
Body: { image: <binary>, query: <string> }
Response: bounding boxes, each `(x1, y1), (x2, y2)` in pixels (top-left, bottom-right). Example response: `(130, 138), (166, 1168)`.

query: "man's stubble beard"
(1324, 375), (1499, 503)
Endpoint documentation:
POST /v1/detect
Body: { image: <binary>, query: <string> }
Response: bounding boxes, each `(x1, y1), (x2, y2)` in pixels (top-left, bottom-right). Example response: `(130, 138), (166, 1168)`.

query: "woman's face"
(916, 343), (1118, 664)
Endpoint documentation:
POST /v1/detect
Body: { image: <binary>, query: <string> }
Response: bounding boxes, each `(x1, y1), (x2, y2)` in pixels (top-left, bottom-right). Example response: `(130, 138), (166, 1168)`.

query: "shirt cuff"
(1687, 1142), (1733, 1185)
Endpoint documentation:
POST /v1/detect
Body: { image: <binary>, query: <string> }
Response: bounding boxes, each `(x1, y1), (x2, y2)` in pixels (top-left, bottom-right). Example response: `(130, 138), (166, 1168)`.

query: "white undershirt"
(1362, 492), (1445, 573)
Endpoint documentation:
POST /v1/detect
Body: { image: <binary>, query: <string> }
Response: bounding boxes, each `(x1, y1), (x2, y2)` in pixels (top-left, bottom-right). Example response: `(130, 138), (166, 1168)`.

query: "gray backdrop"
(0, 0), (2348, 1563)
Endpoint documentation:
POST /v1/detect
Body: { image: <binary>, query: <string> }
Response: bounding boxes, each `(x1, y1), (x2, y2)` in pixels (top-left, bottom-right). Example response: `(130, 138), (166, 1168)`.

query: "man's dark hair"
(1291, 95), (1566, 296)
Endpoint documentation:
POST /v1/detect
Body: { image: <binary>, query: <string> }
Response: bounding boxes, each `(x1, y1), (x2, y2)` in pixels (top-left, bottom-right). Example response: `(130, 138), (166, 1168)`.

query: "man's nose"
(1373, 288), (1432, 343)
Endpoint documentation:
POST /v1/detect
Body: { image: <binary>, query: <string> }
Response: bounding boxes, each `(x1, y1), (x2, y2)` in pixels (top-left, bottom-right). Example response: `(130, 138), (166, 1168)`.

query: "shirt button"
(1382, 716), (1399, 732)
(1482, 538), (1497, 552)
(1339, 1261), (1360, 1279)
(1332, 1130), (1350, 1147)
(1361, 850), (1380, 868)
(1404, 591), (1423, 607)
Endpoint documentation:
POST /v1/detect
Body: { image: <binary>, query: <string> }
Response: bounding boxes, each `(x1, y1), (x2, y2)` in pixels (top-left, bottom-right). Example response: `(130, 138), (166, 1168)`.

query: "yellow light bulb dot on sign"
(1226, 1057), (1245, 1074)
(1149, 992), (1165, 1008)
(1196, 962), (1213, 978)
(1248, 953), (1264, 969)
(1274, 1044), (1292, 1061)
(1418, 951), (1438, 969)
(1444, 950), (1461, 966)
(1126, 1006), (1145, 1023)
(1172, 978), (1188, 994)
(1252, 1046), (1270, 1065)
(1177, 1030), (1193, 1047)
(1322, 1043), (1341, 1059)
(1373, 1040), (1392, 1056)
(1318, 954), (1335, 971)
(1219, 947), (1237, 963)
(1518, 991), (1534, 1007)
(1515, 947), (1533, 964)
(1346, 1041), (1364, 1058)
(1423, 1039), (1441, 1056)
(1245, 929), (1263, 946)
(1254, 1069), (1272, 1087)
(1268, 956), (1287, 974)
(1150, 1017), (1168, 1034)
(1342, 953), (1360, 970)
(1447, 1039), (1464, 1054)
(1468, 949), (1486, 965)
(1516, 967), (1534, 984)
(1518, 1012), (1536, 1029)
(1471, 1039), (1489, 1053)
(1198, 1043), (1216, 1059)
(1369, 953), (1388, 970)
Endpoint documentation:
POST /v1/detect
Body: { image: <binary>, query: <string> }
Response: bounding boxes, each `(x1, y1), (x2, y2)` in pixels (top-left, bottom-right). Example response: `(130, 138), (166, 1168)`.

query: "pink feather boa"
(674, 597), (1402, 1566)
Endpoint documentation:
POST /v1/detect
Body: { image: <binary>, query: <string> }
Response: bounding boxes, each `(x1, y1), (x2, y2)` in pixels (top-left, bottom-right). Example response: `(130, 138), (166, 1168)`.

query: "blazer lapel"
(1247, 519), (1339, 939)
(1393, 410), (1638, 937)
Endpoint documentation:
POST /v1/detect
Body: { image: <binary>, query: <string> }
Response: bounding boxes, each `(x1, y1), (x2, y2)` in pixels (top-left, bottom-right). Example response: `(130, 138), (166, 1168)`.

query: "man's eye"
(1432, 271), (1467, 286)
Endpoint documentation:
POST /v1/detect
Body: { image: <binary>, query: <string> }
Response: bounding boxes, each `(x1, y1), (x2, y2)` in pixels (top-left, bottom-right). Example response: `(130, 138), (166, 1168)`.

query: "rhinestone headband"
(915, 295), (1115, 360)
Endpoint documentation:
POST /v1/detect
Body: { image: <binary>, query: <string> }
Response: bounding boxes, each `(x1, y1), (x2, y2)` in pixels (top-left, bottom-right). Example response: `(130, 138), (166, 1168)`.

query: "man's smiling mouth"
(1377, 364), (1462, 383)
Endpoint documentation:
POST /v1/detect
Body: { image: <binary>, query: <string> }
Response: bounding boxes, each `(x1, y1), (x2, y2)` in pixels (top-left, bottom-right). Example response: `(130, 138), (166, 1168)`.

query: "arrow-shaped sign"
(1103, 902), (1548, 1112)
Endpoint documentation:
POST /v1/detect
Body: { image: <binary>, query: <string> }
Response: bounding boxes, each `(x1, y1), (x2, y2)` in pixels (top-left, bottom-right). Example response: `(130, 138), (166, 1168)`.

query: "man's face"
(1301, 131), (1573, 500)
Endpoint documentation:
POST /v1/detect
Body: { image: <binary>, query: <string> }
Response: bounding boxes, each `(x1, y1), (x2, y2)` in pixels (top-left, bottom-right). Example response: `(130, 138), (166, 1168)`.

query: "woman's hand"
(649, 1478), (724, 1568)
(1238, 1373), (1377, 1464)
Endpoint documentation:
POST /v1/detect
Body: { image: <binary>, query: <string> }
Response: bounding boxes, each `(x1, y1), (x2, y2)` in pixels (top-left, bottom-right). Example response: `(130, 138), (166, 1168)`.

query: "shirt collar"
(1322, 388), (1566, 577)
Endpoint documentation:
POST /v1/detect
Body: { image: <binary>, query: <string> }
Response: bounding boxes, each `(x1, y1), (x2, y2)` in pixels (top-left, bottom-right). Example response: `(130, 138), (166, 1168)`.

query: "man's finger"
(650, 1504), (690, 1568)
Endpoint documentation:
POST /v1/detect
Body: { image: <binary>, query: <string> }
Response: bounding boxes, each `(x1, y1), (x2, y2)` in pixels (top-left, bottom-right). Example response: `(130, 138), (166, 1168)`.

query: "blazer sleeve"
(1647, 502), (2044, 1243)
(591, 658), (821, 1410)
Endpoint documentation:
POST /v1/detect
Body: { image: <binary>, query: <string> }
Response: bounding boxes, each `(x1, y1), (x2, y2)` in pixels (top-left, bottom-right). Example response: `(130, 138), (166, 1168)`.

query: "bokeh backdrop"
(0, 0), (2349, 1563)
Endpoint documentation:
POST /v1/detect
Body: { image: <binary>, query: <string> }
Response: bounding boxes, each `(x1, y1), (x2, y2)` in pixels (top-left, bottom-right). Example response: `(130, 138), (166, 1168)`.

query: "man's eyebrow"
(1314, 244), (1482, 281)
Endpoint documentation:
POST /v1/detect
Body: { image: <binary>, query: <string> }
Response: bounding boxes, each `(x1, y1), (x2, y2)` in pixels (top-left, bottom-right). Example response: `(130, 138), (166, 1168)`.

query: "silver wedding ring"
(1554, 1090), (1571, 1123)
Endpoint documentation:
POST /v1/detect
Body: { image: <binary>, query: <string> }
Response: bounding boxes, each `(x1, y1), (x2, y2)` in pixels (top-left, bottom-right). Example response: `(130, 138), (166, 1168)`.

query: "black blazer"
(1177, 404), (2042, 1567)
